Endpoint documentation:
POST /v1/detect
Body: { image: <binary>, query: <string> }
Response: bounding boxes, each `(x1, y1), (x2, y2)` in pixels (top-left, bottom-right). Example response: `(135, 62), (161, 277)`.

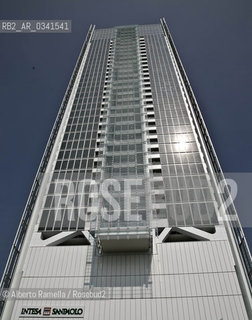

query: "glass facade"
(95, 26), (150, 231)
(38, 23), (219, 233)
(138, 25), (218, 227)
(39, 35), (110, 231)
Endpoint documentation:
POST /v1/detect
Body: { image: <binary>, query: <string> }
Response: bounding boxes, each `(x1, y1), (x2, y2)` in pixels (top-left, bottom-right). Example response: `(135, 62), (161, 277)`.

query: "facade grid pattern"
(141, 27), (218, 227)
(39, 36), (110, 231)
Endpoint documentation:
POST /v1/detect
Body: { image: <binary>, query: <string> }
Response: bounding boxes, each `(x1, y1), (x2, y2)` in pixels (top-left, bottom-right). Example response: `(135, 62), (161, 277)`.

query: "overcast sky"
(0, 0), (251, 276)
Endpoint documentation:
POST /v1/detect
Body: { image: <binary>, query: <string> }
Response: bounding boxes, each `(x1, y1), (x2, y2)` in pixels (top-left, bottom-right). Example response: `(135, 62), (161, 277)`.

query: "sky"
(0, 0), (251, 276)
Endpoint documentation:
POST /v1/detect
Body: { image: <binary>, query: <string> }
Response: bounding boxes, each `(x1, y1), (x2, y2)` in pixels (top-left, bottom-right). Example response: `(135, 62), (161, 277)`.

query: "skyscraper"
(1, 18), (251, 319)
